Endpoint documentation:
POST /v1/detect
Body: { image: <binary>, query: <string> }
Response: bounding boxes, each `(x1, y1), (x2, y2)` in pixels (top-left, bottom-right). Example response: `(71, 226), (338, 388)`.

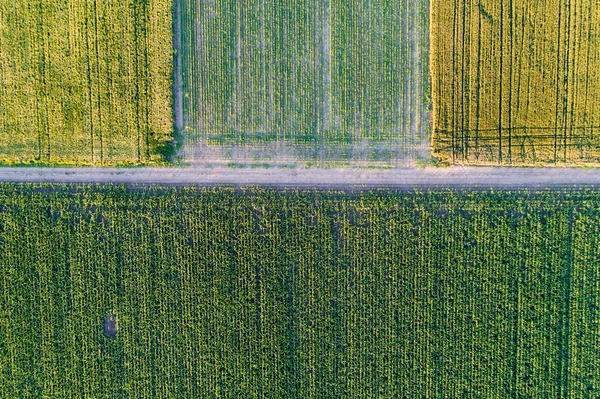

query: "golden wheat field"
(431, 0), (600, 165)
(0, 1), (173, 165)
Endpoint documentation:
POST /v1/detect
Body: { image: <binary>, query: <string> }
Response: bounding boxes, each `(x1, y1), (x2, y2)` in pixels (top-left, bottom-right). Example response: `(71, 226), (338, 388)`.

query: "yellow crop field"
(431, 0), (600, 165)
(0, 1), (173, 165)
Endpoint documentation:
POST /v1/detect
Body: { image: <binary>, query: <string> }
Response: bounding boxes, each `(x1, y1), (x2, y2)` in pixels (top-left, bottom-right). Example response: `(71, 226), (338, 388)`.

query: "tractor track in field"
(1, 166), (600, 189)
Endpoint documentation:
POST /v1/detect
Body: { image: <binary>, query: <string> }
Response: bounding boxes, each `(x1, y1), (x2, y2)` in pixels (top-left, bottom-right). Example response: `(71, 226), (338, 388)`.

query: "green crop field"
(179, 0), (430, 165)
(1, 184), (599, 397)
(0, 1), (173, 165)
(431, 0), (600, 165)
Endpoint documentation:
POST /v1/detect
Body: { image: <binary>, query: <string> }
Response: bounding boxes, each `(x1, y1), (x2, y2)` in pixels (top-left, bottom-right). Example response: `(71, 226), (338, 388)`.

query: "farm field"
(0, 1), (173, 165)
(1, 184), (600, 397)
(179, 0), (430, 165)
(431, 0), (600, 165)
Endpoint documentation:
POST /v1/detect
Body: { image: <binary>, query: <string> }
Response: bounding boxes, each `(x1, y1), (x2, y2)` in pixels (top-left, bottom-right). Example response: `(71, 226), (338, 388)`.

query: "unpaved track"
(1, 166), (600, 189)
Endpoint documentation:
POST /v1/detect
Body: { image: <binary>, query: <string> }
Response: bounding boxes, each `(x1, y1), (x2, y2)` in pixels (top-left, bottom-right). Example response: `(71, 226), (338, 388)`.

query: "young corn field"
(431, 0), (600, 165)
(1, 184), (599, 397)
(179, 0), (430, 165)
(0, 1), (173, 165)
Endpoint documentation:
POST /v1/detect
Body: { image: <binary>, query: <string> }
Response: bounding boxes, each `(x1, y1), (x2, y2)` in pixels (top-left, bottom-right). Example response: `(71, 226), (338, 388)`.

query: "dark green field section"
(179, 0), (430, 164)
(1, 185), (600, 397)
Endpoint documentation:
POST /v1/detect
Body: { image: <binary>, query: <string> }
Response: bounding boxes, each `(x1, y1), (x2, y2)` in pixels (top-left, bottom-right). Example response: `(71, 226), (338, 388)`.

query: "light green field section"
(0, 1), (173, 165)
(180, 0), (430, 165)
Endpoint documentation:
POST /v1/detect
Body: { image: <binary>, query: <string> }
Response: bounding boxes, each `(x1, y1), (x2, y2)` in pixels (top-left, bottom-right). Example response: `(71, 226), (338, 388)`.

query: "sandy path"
(0, 166), (599, 189)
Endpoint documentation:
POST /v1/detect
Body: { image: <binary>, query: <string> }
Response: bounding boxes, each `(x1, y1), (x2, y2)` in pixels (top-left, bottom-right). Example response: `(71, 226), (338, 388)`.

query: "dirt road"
(0, 166), (599, 189)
